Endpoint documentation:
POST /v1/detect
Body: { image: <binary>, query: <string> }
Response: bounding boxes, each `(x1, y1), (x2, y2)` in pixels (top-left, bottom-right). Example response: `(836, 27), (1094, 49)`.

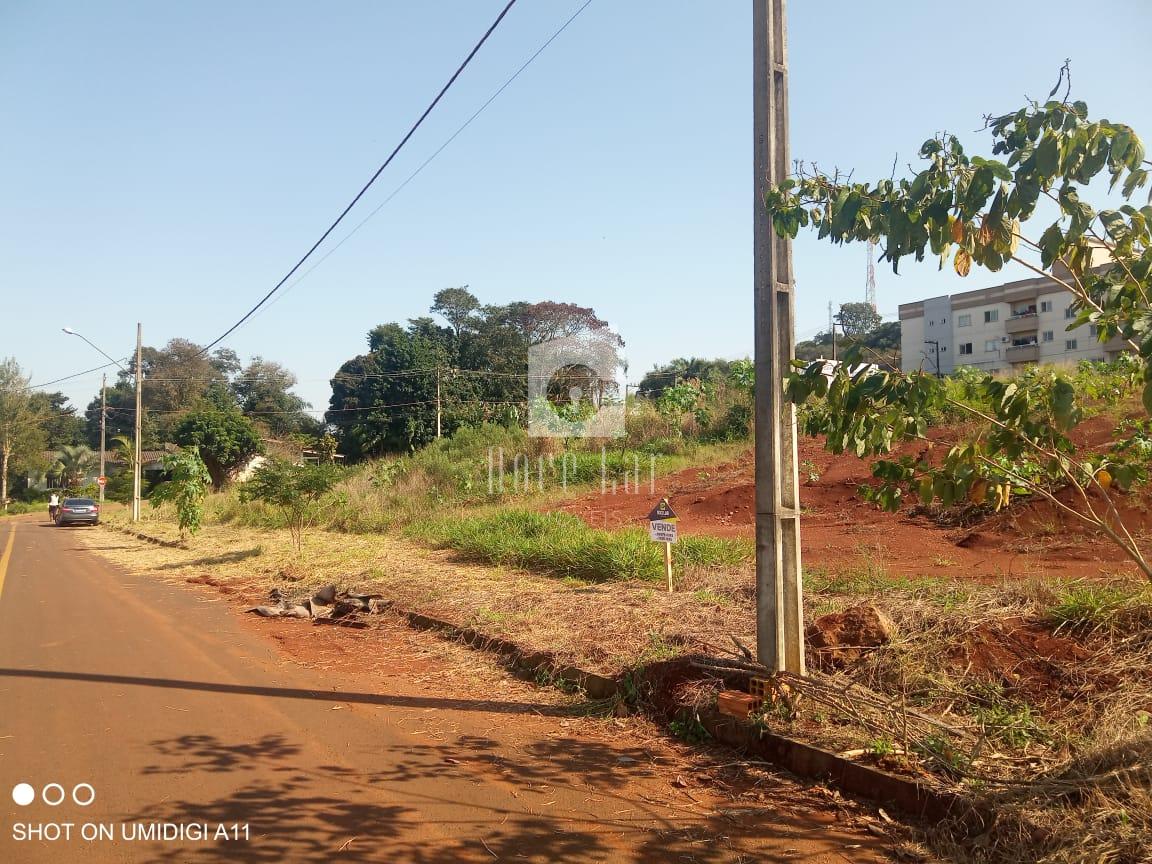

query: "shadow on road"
(153, 547), (264, 569)
(123, 731), (856, 863)
(0, 667), (583, 717)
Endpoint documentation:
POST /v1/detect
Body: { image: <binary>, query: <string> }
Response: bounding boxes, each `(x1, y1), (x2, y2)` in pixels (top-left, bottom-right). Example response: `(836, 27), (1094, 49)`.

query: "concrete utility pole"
(132, 323), (142, 522)
(99, 374), (106, 503)
(924, 340), (942, 378)
(753, 0), (805, 674)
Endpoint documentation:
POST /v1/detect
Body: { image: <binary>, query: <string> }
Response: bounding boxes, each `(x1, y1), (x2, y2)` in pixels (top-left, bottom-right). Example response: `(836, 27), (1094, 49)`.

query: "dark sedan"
(56, 498), (100, 527)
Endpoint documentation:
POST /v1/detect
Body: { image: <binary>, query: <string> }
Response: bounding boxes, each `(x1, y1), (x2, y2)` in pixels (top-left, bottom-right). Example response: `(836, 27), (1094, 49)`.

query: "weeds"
(668, 711), (710, 744)
(1047, 582), (1152, 636)
(410, 509), (751, 583)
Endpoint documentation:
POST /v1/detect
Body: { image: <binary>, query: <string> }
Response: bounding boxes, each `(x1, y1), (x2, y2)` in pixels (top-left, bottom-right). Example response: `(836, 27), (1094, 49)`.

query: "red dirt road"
(0, 517), (884, 862)
(559, 438), (1142, 580)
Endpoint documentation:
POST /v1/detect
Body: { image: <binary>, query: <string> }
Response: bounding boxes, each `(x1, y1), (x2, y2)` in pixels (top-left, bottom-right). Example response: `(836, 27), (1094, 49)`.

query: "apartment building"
(898, 271), (1126, 375)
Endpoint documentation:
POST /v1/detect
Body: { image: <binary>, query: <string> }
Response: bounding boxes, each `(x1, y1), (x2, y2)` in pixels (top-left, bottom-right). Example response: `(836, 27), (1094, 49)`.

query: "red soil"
(557, 426), (1145, 581)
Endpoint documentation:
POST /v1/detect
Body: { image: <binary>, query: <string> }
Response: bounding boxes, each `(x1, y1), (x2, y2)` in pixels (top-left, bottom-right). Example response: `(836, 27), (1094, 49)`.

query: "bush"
(240, 459), (343, 550)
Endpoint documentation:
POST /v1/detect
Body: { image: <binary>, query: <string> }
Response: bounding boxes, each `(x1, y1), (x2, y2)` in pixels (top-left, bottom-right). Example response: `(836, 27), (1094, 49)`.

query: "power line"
(253, 0), (595, 320)
(197, 0), (520, 356)
(22, 360), (129, 392)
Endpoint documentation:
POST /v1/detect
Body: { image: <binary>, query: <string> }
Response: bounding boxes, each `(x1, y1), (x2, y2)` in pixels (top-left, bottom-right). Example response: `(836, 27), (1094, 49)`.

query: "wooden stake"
(665, 541), (673, 593)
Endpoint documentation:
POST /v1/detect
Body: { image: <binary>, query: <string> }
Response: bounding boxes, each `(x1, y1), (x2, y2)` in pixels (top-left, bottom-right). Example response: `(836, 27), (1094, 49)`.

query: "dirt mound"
(557, 435), (1142, 581)
(807, 604), (894, 670)
(953, 617), (1100, 706)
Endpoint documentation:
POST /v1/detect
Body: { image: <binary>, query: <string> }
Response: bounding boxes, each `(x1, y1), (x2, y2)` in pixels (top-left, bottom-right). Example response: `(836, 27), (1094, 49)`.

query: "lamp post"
(62, 327), (135, 515)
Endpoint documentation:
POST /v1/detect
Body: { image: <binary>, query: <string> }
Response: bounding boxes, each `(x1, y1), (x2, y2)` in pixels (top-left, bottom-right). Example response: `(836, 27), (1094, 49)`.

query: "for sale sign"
(649, 519), (678, 543)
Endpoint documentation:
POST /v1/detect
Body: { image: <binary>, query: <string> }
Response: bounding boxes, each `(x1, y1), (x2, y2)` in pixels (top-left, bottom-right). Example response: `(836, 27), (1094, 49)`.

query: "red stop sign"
(97, 476), (107, 487)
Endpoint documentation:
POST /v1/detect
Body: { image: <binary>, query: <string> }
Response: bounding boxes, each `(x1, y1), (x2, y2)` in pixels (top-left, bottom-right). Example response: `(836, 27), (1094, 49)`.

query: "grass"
(1047, 581), (1152, 635)
(1, 502), (41, 516)
(408, 509), (752, 583)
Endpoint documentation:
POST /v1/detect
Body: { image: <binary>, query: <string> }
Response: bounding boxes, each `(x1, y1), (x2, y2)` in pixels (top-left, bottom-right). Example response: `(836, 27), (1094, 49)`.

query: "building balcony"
(1005, 343), (1039, 363)
(1004, 312), (1040, 335)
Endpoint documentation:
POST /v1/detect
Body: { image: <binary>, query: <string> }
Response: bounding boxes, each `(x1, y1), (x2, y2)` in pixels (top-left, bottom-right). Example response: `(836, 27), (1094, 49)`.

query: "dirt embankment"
(557, 422), (1146, 580)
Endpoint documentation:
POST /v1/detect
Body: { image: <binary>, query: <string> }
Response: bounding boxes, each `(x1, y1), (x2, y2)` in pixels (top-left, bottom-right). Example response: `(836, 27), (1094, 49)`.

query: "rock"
(281, 604), (313, 619)
(806, 603), (895, 669)
(246, 605), (284, 617)
(331, 599), (364, 618)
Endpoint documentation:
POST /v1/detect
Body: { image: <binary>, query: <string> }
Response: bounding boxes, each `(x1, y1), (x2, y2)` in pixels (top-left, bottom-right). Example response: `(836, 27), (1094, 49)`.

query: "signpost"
(97, 476), (107, 489)
(647, 498), (678, 592)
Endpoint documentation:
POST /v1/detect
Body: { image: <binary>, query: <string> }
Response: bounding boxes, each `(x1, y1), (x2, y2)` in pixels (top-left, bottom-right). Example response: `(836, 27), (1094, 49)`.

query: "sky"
(2, 0), (1151, 416)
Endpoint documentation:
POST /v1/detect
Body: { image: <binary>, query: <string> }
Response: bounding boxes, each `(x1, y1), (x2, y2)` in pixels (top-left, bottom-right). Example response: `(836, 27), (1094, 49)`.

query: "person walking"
(48, 492), (60, 523)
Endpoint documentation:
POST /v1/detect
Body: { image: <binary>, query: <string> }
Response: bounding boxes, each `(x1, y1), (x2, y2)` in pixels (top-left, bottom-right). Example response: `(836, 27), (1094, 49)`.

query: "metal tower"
(865, 238), (877, 311)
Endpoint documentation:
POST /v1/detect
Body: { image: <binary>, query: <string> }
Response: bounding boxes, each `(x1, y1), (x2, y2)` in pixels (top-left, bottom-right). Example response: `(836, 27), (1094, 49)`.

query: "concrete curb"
(398, 609), (618, 699)
(698, 711), (988, 828)
(105, 522), (186, 549)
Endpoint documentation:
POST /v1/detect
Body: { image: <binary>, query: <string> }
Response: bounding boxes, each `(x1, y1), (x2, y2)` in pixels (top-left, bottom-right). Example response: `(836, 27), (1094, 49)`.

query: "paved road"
(0, 518), (879, 862)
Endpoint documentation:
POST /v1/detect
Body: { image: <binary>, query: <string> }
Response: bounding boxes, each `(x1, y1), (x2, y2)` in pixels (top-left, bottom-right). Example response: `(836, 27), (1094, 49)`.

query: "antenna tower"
(865, 238), (877, 310)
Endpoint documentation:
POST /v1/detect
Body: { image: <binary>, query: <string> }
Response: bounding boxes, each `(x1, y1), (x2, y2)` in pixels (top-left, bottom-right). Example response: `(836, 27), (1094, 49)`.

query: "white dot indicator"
(42, 783), (65, 806)
(12, 783), (35, 806)
(72, 783), (95, 806)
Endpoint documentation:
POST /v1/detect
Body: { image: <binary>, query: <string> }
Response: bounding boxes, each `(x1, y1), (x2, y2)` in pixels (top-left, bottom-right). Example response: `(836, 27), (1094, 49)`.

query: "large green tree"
(0, 359), (46, 508)
(172, 408), (264, 489)
(328, 290), (617, 457)
(29, 392), (85, 449)
(231, 357), (311, 438)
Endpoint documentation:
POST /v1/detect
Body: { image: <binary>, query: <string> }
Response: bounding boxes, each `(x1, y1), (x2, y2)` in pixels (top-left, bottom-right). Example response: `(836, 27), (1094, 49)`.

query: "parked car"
(56, 498), (100, 527)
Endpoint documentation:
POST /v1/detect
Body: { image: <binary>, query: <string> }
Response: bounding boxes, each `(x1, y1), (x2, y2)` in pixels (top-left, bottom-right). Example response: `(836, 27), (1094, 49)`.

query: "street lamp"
(62, 326), (142, 519)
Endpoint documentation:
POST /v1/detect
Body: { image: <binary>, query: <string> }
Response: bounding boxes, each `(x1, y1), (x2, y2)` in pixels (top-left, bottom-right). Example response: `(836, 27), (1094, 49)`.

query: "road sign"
(97, 476), (107, 488)
(649, 520), (678, 543)
(647, 499), (677, 522)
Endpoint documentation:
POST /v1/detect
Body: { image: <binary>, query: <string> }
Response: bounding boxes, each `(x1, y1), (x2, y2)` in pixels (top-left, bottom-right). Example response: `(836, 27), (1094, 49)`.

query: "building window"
(1065, 306), (1075, 320)
(984, 309), (999, 323)
(958, 313), (972, 327)
(1089, 325), (1099, 337)
(928, 320), (935, 326)
(1042, 331), (1054, 343)
(1066, 339), (1078, 351)
(1040, 300), (1053, 313)
(984, 340), (997, 352)
(959, 343), (973, 355)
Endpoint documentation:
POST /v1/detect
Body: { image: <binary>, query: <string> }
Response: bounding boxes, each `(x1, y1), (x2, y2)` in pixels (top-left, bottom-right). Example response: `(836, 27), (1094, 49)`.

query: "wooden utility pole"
(132, 323), (142, 522)
(99, 373), (106, 503)
(753, 0), (805, 674)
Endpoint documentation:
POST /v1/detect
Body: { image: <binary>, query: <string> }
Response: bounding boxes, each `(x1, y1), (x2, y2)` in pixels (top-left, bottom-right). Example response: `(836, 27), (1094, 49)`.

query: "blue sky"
(3, 0), (1150, 415)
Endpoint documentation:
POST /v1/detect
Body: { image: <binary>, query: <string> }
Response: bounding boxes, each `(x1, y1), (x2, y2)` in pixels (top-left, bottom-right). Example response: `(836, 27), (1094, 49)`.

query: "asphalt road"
(0, 518), (879, 863)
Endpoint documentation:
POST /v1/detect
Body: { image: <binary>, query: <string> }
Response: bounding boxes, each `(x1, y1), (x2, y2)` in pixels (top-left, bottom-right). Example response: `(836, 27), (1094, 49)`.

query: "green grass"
(1047, 582), (1152, 635)
(408, 509), (752, 582)
(1, 502), (41, 516)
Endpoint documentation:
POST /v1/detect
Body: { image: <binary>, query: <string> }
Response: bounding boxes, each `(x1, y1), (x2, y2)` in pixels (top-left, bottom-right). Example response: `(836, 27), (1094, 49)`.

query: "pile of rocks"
(245, 584), (392, 623)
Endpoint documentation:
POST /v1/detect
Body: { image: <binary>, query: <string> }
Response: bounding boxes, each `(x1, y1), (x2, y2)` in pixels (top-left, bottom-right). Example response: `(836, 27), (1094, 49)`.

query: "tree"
(29, 392), (85, 448)
(53, 445), (98, 488)
(0, 359), (46, 509)
(149, 450), (211, 539)
(767, 92), (1152, 578)
(836, 302), (883, 338)
(172, 408), (264, 489)
(231, 357), (310, 437)
(431, 286), (481, 336)
(240, 458), (342, 551)
(637, 358), (738, 399)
